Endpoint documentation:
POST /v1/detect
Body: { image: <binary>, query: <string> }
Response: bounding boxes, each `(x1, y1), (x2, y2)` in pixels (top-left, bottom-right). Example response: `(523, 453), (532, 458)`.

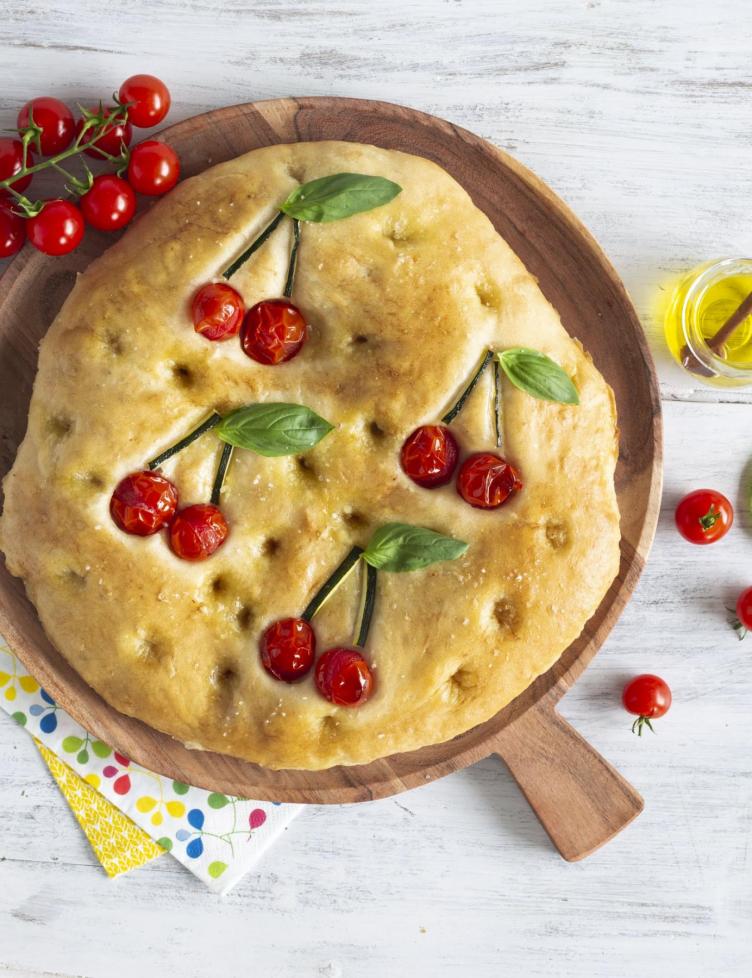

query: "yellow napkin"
(35, 740), (164, 877)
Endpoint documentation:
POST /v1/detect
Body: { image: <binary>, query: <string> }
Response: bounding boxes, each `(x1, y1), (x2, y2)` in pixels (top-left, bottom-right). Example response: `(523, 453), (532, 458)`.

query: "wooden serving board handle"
(492, 697), (643, 860)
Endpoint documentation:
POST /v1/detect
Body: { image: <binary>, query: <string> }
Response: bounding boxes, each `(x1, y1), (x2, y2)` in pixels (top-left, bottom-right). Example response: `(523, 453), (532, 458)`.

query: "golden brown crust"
(0, 141), (620, 769)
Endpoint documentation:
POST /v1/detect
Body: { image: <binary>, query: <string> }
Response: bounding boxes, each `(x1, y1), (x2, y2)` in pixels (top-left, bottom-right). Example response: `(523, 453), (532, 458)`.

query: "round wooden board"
(0, 98), (662, 855)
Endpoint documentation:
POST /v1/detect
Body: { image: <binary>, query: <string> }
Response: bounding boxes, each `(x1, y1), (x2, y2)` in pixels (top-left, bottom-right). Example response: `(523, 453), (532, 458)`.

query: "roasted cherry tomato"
(169, 503), (228, 561)
(26, 199), (84, 256)
(110, 470), (178, 536)
(241, 298), (308, 365)
(675, 488), (733, 545)
(315, 647), (374, 707)
(0, 138), (33, 194)
(260, 617), (316, 682)
(127, 140), (180, 195)
(456, 452), (523, 509)
(17, 97), (75, 155)
(118, 74), (171, 128)
(0, 202), (25, 258)
(78, 108), (132, 159)
(622, 674), (672, 736)
(400, 424), (459, 488)
(733, 586), (752, 639)
(81, 174), (136, 232)
(192, 282), (245, 341)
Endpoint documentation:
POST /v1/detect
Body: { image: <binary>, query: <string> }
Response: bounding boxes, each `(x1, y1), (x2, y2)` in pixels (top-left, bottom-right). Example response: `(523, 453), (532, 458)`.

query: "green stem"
(0, 109), (130, 195)
(210, 443), (234, 506)
(441, 349), (494, 425)
(353, 562), (377, 648)
(222, 211), (285, 280)
(301, 546), (364, 622)
(493, 356), (503, 449)
(147, 412), (222, 470)
(283, 218), (301, 299)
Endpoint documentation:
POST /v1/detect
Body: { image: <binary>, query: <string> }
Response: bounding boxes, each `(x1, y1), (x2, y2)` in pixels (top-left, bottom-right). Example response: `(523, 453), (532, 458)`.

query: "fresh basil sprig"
(496, 348), (579, 405)
(280, 173), (402, 223)
(362, 523), (468, 573)
(217, 403), (334, 457)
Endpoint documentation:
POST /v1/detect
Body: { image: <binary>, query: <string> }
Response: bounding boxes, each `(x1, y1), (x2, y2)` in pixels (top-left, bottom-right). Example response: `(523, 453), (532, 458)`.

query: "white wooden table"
(1, 2), (751, 975)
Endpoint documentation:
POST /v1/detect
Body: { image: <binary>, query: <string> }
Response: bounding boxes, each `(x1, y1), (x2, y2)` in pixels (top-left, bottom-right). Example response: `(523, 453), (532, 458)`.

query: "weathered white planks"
(0, 1), (751, 976)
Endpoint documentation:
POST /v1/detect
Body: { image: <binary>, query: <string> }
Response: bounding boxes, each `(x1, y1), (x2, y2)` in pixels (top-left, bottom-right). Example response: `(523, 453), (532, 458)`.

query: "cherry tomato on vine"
(0, 138), (34, 194)
(732, 586), (752, 640)
(110, 470), (178, 536)
(400, 425), (459, 488)
(260, 618), (316, 682)
(78, 108), (133, 159)
(0, 202), (25, 258)
(81, 174), (136, 232)
(17, 97), (75, 155)
(675, 488), (733, 545)
(192, 282), (245, 341)
(315, 647), (374, 707)
(118, 74), (171, 128)
(241, 299), (308, 365)
(26, 199), (84, 256)
(127, 140), (180, 195)
(169, 503), (228, 561)
(456, 452), (523, 509)
(622, 674), (672, 736)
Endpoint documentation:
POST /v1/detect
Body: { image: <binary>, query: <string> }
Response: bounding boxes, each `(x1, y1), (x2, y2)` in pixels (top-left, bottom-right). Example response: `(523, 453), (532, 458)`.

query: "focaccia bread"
(0, 141), (620, 769)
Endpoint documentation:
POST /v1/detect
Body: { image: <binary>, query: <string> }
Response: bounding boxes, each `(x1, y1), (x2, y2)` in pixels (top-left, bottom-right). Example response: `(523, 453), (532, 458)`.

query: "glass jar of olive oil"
(664, 257), (752, 387)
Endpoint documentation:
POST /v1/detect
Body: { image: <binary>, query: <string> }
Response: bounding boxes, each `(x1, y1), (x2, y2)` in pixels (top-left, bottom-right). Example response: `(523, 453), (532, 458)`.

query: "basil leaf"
(362, 523), (468, 573)
(216, 403), (333, 457)
(280, 173), (402, 223)
(496, 348), (579, 405)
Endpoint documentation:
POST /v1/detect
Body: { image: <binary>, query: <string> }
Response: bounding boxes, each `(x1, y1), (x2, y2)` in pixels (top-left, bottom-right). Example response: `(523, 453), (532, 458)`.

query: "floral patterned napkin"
(0, 640), (301, 893)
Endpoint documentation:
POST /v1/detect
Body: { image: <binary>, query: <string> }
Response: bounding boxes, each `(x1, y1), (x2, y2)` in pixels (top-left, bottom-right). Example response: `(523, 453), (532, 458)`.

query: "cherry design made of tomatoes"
(190, 172), (403, 364)
(258, 523), (467, 707)
(400, 347), (578, 510)
(109, 403), (333, 562)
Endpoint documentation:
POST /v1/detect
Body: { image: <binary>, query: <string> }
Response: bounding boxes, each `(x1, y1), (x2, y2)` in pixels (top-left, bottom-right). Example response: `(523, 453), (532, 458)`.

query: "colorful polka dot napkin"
(0, 640), (301, 893)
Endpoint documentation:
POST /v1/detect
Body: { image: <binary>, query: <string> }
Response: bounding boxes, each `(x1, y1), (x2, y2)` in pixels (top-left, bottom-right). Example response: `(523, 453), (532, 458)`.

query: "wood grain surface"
(0, 2), (750, 977)
(0, 98), (658, 860)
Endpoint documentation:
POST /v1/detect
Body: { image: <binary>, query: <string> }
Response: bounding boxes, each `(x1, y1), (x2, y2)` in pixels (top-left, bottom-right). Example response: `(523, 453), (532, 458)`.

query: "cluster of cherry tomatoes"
(0, 74), (179, 259)
(261, 617), (373, 707)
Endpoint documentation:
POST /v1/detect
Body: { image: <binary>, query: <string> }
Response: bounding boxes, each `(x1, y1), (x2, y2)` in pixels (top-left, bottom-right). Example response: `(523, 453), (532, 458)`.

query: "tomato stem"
(301, 546), (364, 621)
(699, 504), (720, 531)
(283, 218), (301, 299)
(147, 411), (222, 470)
(727, 608), (747, 640)
(210, 442), (234, 506)
(441, 349), (494, 425)
(353, 561), (378, 648)
(631, 715), (655, 736)
(222, 211), (285, 280)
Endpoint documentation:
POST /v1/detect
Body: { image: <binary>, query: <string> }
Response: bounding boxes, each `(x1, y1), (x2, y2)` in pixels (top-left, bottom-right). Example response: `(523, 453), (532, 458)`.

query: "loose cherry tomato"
(192, 282), (245, 341)
(118, 74), (171, 128)
(260, 617), (316, 682)
(733, 586), (752, 639)
(17, 97), (75, 155)
(127, 140), (180, 195)
(0, 138), (33, 193)
(456, 452), (523, 509)
(78, 108), (133, 159)
(241, 299), (308, 365)
(0, 202), (25, 258)
(81, 174), (136, 232)
(622, 674), (672, 736)
(675, 488), (733, 545)
(315, 647), (374, 707)
(26, 199), (84, 256)
(110, 470), (178, 536)
(169, 503), (228, 561)
(400, 424), (459, 488)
